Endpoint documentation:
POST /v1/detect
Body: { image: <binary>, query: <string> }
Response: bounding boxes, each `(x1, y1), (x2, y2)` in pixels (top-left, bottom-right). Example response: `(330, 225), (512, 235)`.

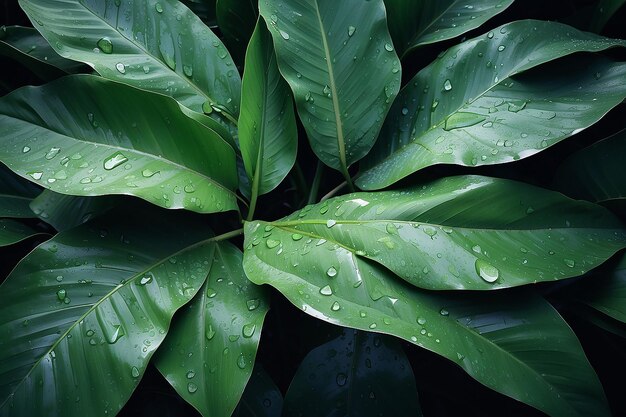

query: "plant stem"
(212, 228), (244, 242)
(321, 181), (348, 201)
(340, 165), (355, 192)
(308, 161), (324, 204)
(246, 184), (259, 222)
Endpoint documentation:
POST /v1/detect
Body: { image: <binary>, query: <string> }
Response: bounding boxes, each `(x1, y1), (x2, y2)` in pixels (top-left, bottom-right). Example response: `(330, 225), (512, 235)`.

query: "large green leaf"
(233, 364), (282, 417)
(590, 0), (626, 32)
(0, 26), (86, 81)
(0, 211), (215, 417)
(244, 175), (626, 291)
(283, 328), (422, 417)
(384, 0), (515, 57)
(0, 75), (239, 214)
(242, 253), (610, 417)
(357, 21), (626, 190)
(259, 0), (401, 179)
(30, 190), (118, 231)
(155, 242), (269, 417)
(0, 218), (44, 247)
(239, 20), (297, 210)
(216, 0), (257, 65)
(553, 129), (626, 205)
(19, 0), (241, 119)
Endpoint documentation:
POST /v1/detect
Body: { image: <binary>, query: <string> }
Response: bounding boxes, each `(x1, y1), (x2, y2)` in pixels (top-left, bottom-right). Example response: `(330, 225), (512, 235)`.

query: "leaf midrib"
(312, 0), (347, 173)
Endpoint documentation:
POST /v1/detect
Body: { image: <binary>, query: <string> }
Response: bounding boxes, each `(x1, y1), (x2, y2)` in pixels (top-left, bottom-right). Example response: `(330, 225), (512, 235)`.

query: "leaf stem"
(212, 228), (244, 242)
(321, 181), (348, 201)
(308, 161), (324, 204)
(246, 185), (259, 222)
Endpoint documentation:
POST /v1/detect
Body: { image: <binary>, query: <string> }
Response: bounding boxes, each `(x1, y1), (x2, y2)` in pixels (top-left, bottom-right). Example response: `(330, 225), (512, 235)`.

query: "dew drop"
(279, 30), (290, 40)
(327, 266), (338, 277)
(242, 323), (256, 338)
(336, 372), (347, 386)
(155, 2), (163, 13)
(348, 26), (356, 37)
(187, 382), (198, 393)
(96, 37), (113, 54)
(237, 354), (247, 369)
(475, 259), (499, 283)
(444, 112), (486, 131)
(564, 259), (575, 268)
(331, 301), (341, 311)
(131, 366), (140, 378)
(443, 79), (452, 91)
(115, 62), (126, 74)
(104, 152), (128, 170)
(319, 285), (333, 296)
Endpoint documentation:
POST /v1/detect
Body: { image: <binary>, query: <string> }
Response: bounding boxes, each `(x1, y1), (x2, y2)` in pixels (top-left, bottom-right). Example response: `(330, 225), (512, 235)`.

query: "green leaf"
(283, 328), (422, 417)
(242, 252), (610, 417)
(384, 0), (514, 57)
(590, 0), (626, 32)
(19, 0), (240, 118)
(216, 0), (257, 65)
(259, 0), (401, 179)
(0, 218), (43, 247)
(156, 242), (269, 417)
(0, 26), (85, 81)
(30, 190), (118, 231)
(244, 175), (626, 291)
(0, 164), (40, 218)
(569, 254), (626, 324)
(240, 20), (297, 207)
(357, 20), (626, 190)
(553, 129), (626, 205)
(233, 364), (283, 417)
(0, 211), (215, 417)
(183, 0), (218, 27)
(0, 75), (239, 214)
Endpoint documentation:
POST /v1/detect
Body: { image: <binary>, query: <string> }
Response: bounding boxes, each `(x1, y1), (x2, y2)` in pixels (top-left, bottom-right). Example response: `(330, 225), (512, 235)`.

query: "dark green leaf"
(590, 0), (626, 32)
(216, 0), (257, 65)
(553, 128), (626, 205)
(259, 0), (401, 178)
(239, 20), (297, 202)
(183, 0), (218, 27)
(0, 75), (239, 214)
(385, 0), (514, 57)
(30, 190), (118, 231)
(244, 175), (626, 290)
(19, 0), (240, 118)
(283, 328), (422, 417)
(156, 242), (269, 417)
(0, 26), (85, 80)
(0, 218), (43, 247)
(358, 21), (626, 190)
(242, 253), (610, 417)
(233, 364), (282, 417)
(0, 211), (215, 417)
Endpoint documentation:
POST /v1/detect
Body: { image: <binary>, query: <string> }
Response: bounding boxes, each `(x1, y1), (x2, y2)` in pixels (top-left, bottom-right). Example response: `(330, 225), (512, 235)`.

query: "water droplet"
(369, 323), (377, 329)
(237, 354), (247, 369)
(28, 171), (43, 180)
(86, 329), (95, 337)
(417, 317), (426, 325)
(331, 301), (341, 311)
(472, 245), (482, 254)
(187, 382), (198, 393)
(443, 79), (452, 91)
(384, 42), (394, 52)
(327, 266), (338, 277)
(431, 99), (439, 111)
(246, 298), (260, 311)
(104, 152), (128, 170)
(205, 324), (216, 340)
(131, 366), (140, 378)
(326, 219), (337, 228)
(266, 239), (280, 249)
(183, 65), (193, 77)
(320, 285), (333, 296)
(242, 323), (256, 338)
(155, 2), (163, 13)
(202, 101), (213, 114)
(440, 308), (449, 316)
(564, 259), (575, 268)
(444, 112), (486, 131)
(487, 31), (494, 39)
(475, 259), (499, 283)
(279, 30), (290, 40)
(336, 372), (347, 386)
(401, 107), (409, 115)
(97, 37), (113, 54)
(22, 146), (31, 153)
(497, 45), (506, 51)
(206, 288), (217, 298)
(139, 273), (153, 285)
(115, 62), (126, 74)
(291, 233), (303, 241)
(507, 100), (527, 113)
(348, 26), (356, 36)
(186, 370), (195, 379)
(56, 289), (66, 301)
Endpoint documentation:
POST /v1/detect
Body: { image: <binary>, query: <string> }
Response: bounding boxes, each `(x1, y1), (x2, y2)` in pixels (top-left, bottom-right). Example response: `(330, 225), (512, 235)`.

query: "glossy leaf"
(0, 211), (215, 417)
(590, 0), (626, 32)
(0, 26), (85, 80)
(0, 218), (43, 247)
(30, 190), (118, 231)
(259, 0), (401, 177)
(244, 175), (626, 291)
(283, 328), (421, 417)
(385, 0), (515, 57)
(553, 129), (626, 204)
(239, 21), (297, 203)
(0, 75), (239, 214)
(156, 242), (269, 417)
(243, 251), (610, 417)
(216, 0), (257, 65)
(358, 20), (626, 190)
(19, 0), (240, 118)
(233, 364), (282, 417)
